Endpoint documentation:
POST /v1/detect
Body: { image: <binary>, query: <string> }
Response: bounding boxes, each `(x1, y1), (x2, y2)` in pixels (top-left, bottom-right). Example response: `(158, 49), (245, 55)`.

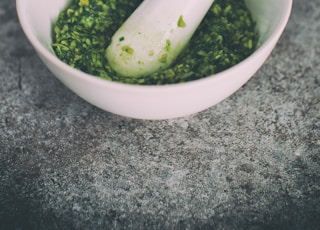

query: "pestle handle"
(106, 0), (215, 77)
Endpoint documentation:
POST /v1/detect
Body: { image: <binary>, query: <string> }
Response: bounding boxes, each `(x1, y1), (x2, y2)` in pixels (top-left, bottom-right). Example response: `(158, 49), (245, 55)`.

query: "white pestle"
(105, 0), (215, 77)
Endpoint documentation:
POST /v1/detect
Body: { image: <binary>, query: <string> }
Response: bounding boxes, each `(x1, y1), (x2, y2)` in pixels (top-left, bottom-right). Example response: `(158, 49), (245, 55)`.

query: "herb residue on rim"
(52, 0), (259, 85)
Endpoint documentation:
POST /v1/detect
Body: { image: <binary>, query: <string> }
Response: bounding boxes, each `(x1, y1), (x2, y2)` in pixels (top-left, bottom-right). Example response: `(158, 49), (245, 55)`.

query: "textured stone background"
(1, 0), (319, 229)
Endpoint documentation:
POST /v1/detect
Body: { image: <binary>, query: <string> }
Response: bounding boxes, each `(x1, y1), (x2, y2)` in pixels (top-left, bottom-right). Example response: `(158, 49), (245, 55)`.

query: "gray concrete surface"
(1, 0), (319, 229)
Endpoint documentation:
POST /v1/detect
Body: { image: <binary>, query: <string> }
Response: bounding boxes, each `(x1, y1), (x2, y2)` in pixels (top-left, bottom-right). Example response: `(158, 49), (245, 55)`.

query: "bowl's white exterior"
(16, 0), (292, 120)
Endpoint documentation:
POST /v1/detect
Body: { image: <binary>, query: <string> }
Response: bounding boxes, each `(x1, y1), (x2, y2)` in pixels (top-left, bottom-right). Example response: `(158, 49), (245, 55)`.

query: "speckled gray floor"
(1, 0), (319, 230)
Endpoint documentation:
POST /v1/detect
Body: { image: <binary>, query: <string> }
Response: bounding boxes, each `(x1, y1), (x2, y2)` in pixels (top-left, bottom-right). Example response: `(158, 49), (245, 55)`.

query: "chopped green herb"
(148, 50), (154, 56)
(177, 15), (186, 28)
(79, 0), (89, 7)
(165, 39), (171, 52)
(158, 54), (168, 63)
(122, 45), (134, 54)
(52, 0), (259, 85)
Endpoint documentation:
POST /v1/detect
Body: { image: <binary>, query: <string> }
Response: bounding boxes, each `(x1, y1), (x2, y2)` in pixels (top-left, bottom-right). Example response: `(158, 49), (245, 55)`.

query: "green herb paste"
(52, 0), (258, 85)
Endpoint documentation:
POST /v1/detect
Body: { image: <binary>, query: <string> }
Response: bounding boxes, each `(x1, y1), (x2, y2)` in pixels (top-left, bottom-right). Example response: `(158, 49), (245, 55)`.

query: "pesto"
(52, 0), (258, 85)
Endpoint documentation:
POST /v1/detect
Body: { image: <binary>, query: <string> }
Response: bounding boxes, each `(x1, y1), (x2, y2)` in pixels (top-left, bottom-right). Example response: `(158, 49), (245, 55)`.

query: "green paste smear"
(52, 0), (259, 85)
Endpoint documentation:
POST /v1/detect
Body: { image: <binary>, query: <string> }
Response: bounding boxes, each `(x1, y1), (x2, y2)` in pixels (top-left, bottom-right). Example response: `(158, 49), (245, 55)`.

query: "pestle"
(105, 0), (215, 77)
